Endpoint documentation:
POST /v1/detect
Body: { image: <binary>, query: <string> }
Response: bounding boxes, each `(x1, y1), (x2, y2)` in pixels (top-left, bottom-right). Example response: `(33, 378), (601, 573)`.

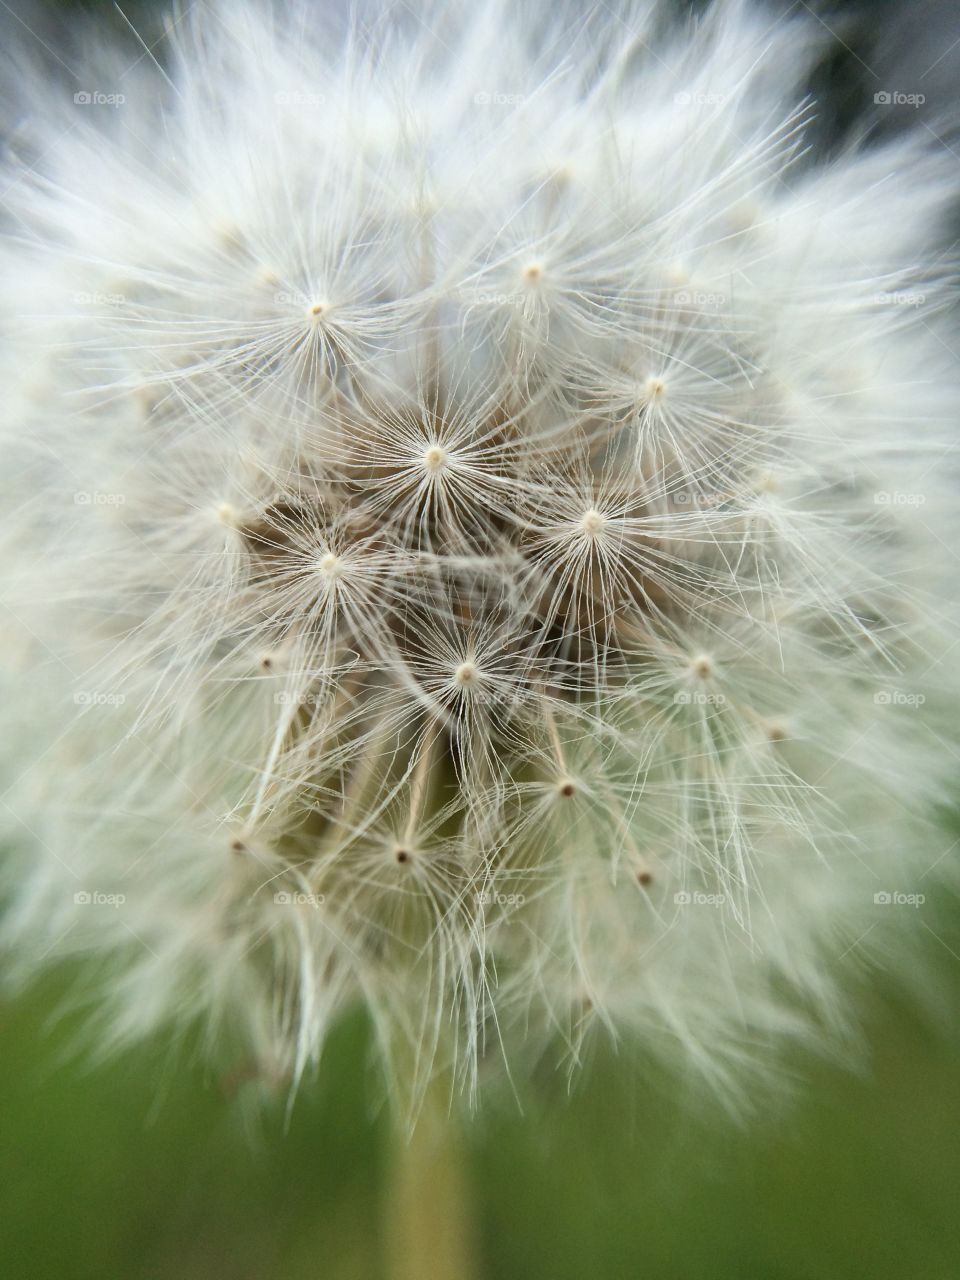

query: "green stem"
(383, 1084), (479, 1280)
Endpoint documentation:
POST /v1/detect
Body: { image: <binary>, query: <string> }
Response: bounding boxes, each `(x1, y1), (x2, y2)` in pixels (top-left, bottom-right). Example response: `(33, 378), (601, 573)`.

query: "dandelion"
(1, 0), (958, 1125)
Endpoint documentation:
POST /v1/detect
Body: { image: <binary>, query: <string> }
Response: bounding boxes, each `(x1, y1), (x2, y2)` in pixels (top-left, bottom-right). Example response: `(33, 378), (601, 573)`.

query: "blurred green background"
(3, 936), (959, 1280)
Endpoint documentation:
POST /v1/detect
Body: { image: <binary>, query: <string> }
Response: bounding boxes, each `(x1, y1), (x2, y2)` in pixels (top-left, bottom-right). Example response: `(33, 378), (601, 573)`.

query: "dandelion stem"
(383, 1081), (478, 1280)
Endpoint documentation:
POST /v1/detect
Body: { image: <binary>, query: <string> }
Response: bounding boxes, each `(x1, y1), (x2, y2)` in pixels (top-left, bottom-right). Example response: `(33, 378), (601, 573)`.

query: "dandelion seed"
(422, 445), (447, 472)
(690, 655), (714, 679)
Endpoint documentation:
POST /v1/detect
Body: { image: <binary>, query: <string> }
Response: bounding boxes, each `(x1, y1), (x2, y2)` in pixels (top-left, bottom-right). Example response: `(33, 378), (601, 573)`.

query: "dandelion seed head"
(1, 0), (958, 1114)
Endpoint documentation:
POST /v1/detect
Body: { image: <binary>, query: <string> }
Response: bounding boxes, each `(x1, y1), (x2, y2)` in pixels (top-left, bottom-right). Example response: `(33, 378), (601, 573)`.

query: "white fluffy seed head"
(1, 0), (958, 1116)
